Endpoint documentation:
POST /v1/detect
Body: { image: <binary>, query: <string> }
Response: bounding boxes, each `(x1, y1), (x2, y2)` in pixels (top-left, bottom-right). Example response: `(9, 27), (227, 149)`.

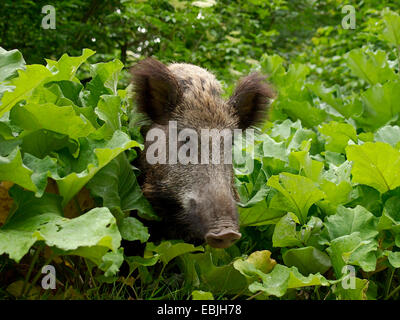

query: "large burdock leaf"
(0, 186), (121, 262)
(346, 49), (397, 85)
(325, 206), (379, 241)
(10, 103), (96, 140)
(381, 9), (400, 47)
(190, 251), (249, 295)
(267, 173), (325, 224)
(82, 59), (124, 108)
(86, 153), (157, 220)
(56, 130), (140, 206)
(325, 206), (379, 275)
(45, 49), (95, 82)
(346, 142), (400, 193)
(275, 98), (327, 128)
(0, 148), (37, 193)
(95, 95), (122, 134)
(0, 47), (26, 82)
(282, 246), (332, 275)
(238, 201), (285, 227)
(0, 65), (53, 117)
(359, 81), (400, 130)
(34, 207), (121, 252)
(272, 212), (302, 247)
(375, 125), (400, 148)
(318, 121), (358, 154)
(234, 261), (330, 298)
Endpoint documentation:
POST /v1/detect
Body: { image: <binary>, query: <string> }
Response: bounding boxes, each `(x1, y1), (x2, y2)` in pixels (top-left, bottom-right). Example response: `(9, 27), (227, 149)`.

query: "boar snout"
(205, 230), (241, 248)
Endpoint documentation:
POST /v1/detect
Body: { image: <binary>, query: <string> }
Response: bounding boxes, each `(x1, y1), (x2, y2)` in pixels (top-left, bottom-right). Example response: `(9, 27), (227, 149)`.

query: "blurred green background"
(1, 0), (398, 88)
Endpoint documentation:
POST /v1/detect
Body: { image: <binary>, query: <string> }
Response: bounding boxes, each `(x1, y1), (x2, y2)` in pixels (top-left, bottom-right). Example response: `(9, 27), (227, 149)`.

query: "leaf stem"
(385, 283), (400, 300)
(20, 243), (44, 298)
(151, 263), (166, 298)
(385, 268), (395, 298)
(24, 252), (55, 299)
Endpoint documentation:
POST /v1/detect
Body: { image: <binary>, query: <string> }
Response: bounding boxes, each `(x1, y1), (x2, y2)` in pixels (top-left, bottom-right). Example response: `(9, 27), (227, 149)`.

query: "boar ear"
(228, 73), (274, 129)
(131, 58), (182, 124)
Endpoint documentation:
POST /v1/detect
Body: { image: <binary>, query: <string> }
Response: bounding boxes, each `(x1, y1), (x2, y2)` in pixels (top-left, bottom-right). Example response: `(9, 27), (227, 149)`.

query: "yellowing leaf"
(246, 250), (277, 274)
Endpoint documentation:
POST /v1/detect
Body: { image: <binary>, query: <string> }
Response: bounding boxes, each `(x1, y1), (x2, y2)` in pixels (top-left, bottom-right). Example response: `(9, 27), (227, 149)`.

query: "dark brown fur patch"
(228, 72), (275, 129)
(131, 58), (182, 124)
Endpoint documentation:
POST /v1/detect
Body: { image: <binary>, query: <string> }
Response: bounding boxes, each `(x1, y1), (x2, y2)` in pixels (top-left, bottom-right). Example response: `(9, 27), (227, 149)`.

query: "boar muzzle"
(205, 229), (242, 248)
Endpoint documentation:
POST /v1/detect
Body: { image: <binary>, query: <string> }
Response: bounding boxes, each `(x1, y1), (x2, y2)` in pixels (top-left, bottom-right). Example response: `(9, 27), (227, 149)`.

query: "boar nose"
(205, 230), (242, 249)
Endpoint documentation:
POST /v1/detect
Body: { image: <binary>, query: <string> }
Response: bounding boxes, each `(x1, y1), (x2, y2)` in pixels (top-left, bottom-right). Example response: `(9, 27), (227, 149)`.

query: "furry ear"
(228, 73), (275, 129)
(131, 58), (182, 124)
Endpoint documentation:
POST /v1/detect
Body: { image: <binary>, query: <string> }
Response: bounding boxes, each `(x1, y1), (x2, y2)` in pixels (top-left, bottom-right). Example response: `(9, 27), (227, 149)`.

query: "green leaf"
(0, 48), (25, 82)
(82, 59), (124, 108)
(95, 95), (122, 134)
(234, 262), (330, 298)
(377, 196), (400, 232)
(289, 144), (323, 182)
(45, 49), (95, 81)
(56, 131), (139, 206)
(191, 250), (249, 295)
(34, 207), (121, 252)
(318, 121), (357, 154)
(325, 206), (378, 241)
(86, 153), (158, 220)
(346, 49), (397, 85)
(98, 248), (124, 277)
(0, 148), (37, 193)
(119, 216), (149, 243)
(0, 186), (121, 262)
(0, 65), (53, 117)
(272, 213), (302, 247)
(125, 254), (160, 273)
(359, 81), (400, 129)
(346, 142), (400, 193)
(145, 241), (204, 265)
(19, 130), (76, 159)
(238, 201), (285, 227)
(325, 206), (379, 274)
(275, 99), (327, 128)
(10, 103), (96, 140)
(333, 277), (369, 300)
(267, 173), (325, 224)
(381, 9), (400, 46)
(282, 246), (332, 275)
(387, 251), (400, 268)
(192, 290), (214, 300)
(375, 125), (400, 148)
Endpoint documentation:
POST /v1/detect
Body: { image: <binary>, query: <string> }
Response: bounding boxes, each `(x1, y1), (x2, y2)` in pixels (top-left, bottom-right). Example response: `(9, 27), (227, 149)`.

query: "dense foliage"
(1, 0), (400, 300)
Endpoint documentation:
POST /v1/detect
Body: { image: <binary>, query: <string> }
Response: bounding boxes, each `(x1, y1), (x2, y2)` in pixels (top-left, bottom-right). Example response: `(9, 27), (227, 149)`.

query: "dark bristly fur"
(228, 72), (275, 129)
(131, 58), (182, 124)
(130, 58), (273, 246)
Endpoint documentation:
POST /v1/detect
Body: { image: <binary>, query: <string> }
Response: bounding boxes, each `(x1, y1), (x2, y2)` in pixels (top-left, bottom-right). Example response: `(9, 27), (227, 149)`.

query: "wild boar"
(131, 58), (273, 248)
